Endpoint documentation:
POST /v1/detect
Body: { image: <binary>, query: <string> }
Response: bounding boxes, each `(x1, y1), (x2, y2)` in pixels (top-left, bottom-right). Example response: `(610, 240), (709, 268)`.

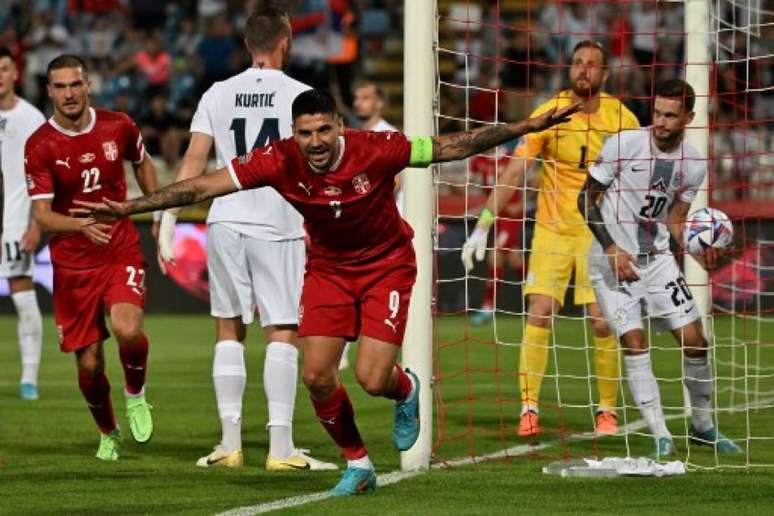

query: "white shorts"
(588, 245), (700, 338)
(207, 223), (304, 327)
(0, 229), (34, 279)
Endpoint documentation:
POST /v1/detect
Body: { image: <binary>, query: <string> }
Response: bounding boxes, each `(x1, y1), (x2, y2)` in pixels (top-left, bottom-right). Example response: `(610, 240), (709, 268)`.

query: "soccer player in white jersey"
(157, 8), (335, 471)
(579, 78), (741, 457)
(0, 47), (46, 400)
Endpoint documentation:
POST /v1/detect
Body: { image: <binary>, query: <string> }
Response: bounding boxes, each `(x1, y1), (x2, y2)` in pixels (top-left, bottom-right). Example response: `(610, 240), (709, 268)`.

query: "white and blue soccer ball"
(684, 207), (734, 255)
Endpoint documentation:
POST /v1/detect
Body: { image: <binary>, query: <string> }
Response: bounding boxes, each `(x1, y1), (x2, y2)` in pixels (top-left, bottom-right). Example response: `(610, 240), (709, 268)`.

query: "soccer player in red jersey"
(467, 150), (526, 325)
(25, 54), (158, 460)
(75, 89), (579, 491)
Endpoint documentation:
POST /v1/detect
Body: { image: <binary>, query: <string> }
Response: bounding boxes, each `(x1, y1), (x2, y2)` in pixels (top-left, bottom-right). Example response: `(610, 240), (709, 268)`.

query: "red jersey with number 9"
(229, 129), (414, 269)
(25, 108), (145, 269)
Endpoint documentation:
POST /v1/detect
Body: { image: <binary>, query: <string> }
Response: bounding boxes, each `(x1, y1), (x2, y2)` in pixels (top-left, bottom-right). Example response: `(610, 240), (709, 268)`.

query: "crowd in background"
(0, 0), (769, 200)
(0, 0), (401, 172)
(438, 0), (773, 203)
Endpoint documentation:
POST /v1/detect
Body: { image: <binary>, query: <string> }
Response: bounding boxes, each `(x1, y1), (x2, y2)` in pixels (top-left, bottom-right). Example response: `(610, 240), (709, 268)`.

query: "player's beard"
(652, 127), (684, 151)
(59, 100), (86, 122)
(571, 77), (601, 98)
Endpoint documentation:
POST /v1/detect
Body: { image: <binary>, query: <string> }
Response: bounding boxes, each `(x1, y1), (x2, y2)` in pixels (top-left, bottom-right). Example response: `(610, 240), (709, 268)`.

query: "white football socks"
(213, 340), (246, 453)
(683, 355), (714, 433)
(624, 353), (671, 439)
(347, 455), (374, 471)
(12, 290), (42, 386)
(264, 341), (299, 459)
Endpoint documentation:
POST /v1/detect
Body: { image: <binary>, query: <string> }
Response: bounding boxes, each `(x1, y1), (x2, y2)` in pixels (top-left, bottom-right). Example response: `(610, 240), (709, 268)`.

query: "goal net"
(431, 0), (774, 470)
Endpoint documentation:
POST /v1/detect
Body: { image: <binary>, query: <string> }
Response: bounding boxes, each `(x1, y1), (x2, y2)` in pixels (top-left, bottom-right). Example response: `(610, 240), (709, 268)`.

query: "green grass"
(1, 314), (772, 515)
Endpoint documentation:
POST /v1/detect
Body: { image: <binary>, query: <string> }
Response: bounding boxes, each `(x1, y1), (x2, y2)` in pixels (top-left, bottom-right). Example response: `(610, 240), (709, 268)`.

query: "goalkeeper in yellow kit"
(461, 41), (640, 436)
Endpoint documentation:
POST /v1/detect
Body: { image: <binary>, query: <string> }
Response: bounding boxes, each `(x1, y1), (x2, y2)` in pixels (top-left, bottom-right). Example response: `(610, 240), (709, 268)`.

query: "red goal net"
(432, 0), (774, 470)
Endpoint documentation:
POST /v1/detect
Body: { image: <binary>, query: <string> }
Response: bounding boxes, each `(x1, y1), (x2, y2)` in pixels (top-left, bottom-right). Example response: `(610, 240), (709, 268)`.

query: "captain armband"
(408, 136), (433, 168)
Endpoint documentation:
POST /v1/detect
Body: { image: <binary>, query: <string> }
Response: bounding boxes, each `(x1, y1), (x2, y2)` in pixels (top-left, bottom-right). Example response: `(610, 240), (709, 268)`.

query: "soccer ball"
(684, 207), (734, 255)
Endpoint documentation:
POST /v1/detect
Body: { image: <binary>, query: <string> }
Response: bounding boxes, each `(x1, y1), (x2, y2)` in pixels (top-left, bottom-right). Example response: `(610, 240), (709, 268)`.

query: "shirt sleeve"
(25, 140), (54, 200)
(189, 89), (214, 136)
(123, 116), (145, 164)
(588, 134), (622, 186)
(678, 159), (707, 203)
(373, 130), (411, 176)
(227, 143), (283, 190)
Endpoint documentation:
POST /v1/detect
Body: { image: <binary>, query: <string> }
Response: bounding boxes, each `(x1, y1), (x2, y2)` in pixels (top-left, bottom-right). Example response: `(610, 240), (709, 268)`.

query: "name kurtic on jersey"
(234, 92), (276, 108)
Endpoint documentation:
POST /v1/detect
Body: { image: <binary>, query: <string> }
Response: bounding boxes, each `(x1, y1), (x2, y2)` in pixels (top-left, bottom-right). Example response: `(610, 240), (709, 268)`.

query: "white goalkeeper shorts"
(588, 243), (700, 338)
(0, 228), (34, 278)
(207, 223), (304, 327)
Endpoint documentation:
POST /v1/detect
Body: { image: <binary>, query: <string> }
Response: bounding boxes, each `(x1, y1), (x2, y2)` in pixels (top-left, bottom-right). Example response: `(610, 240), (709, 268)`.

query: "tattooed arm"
(72, 167), (237, 219)
(430, 103), (581, 164)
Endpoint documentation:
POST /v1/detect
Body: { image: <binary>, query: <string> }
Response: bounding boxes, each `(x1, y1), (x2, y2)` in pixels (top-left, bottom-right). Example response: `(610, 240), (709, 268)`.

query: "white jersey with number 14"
(588, 127), (706, 256)
(190, 68), (311, 240)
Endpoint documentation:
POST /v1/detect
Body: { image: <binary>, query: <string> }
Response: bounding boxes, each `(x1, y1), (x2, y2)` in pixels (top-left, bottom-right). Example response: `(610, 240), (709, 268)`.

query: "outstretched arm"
(163, 132), (214, 216)
(430, 103), (581, 164)
(34, 199), (113, 246)
(73, 168), (238, 219)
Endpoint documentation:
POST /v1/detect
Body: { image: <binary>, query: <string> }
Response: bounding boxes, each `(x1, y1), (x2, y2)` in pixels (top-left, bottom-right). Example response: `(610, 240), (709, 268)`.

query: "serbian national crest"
(352, 173), (371, 194)
(103, 140), (118, 161)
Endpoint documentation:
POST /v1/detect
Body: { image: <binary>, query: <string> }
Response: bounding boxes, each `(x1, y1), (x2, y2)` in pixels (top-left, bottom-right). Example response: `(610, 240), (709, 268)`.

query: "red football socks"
(119, 334), (148, 395)
(483, 266), (503, 309)
(385, 365), (413, 401)
(311, 384), (367, 460)
(78, 371), (116, 434)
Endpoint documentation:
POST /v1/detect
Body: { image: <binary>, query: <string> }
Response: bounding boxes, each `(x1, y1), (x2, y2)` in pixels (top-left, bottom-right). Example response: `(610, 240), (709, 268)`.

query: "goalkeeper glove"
(461, 226), (489, 272)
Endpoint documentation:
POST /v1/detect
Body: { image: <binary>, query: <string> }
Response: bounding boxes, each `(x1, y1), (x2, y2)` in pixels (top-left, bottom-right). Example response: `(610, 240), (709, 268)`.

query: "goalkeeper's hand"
(157, 210), (177, 274)
(461, 226), (489, 272)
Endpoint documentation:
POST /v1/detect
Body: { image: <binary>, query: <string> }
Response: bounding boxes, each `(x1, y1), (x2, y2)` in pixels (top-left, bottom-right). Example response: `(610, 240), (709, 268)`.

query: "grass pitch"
(1, 313), (772, 515)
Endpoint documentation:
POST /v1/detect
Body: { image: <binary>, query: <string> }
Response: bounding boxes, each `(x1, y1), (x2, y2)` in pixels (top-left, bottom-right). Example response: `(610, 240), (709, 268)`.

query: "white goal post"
(401, 0), (436, 471)
(684, 0), (711, 322)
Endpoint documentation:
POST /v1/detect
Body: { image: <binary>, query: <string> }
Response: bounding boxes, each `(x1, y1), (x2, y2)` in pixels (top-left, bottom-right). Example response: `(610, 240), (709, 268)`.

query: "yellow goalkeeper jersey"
(514, 90), (640, 235)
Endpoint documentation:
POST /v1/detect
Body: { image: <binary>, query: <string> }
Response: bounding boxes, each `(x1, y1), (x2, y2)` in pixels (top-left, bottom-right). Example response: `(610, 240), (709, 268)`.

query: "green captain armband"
(409, 136), (433, 167)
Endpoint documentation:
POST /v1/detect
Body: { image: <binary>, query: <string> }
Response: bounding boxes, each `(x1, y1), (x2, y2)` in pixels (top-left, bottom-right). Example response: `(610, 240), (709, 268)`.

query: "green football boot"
(96, 429), (122, 461)
(126, 394), (154, 443)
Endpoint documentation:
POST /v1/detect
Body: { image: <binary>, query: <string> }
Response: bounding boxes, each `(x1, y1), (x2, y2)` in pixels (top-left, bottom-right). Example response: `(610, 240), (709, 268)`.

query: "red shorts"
(494, 218), (523, 250)
(299, 244), (417, 345)
(53, 256), (147, 352)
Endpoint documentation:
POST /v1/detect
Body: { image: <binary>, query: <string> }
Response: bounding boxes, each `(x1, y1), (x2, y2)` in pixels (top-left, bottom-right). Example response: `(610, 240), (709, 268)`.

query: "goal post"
(684, 0), (711, 320)
(401, 0), (436, 471)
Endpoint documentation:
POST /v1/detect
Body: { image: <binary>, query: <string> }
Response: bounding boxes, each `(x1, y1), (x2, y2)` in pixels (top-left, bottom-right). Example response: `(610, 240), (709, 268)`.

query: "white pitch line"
(216, 470), (423, 516)
(216, 396), (774, 515)
(215, 415), (657, 516)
